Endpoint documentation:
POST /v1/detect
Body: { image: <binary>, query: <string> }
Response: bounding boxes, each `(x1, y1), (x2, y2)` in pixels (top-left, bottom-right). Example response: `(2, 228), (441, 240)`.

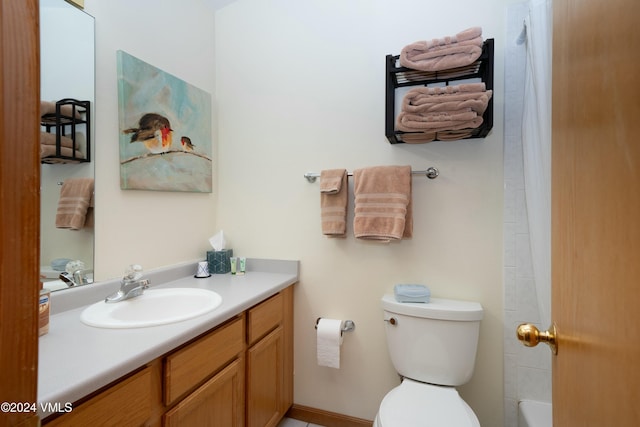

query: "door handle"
(516, 323), (558, 355)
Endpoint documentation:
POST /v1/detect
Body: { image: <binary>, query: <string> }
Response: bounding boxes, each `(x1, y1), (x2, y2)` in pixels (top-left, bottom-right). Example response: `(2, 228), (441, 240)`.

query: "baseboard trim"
(286, 404), (373, 427)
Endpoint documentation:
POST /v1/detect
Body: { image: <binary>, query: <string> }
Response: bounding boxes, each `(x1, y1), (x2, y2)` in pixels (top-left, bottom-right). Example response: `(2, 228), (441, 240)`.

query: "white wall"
(215, 1), (507, 425)
(83, 0), (219, 279)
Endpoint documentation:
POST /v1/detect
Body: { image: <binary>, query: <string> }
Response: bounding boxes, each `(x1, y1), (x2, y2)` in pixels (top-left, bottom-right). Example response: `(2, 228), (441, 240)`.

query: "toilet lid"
(377, 379), (480, 427)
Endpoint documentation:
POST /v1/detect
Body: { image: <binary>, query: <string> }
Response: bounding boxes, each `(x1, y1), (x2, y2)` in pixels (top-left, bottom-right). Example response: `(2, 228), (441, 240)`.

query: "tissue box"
(394, 284), (431, 303)
(207, 249), (233, 274)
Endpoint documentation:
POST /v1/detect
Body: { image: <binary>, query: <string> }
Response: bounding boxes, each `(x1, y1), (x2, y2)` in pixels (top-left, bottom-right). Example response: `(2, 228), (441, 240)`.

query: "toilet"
(374, 294), (483, 427)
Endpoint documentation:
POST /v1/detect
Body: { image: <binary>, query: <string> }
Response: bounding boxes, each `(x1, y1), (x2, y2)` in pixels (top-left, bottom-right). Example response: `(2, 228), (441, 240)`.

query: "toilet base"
(375, 379), (480, 427)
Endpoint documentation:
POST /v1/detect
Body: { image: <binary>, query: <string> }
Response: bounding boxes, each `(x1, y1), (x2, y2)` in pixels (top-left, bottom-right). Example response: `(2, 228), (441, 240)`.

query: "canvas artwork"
(117, 50), (212, 192)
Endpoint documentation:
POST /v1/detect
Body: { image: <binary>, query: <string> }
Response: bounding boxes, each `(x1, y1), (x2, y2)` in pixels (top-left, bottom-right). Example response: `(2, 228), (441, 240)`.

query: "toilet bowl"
(376, 294), (483, 426)
(373, 379), (480, 427)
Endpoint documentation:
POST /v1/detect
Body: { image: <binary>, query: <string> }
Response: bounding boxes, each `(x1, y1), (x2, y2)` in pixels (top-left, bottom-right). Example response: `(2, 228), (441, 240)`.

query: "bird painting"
(118, 50), (213, 192)
(180, 136), (195, 152)
(123, 113), (173, 154)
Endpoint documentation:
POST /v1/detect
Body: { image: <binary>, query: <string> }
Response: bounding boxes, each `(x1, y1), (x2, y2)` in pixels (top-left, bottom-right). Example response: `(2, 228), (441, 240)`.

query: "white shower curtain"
(522, 0), (552, 326)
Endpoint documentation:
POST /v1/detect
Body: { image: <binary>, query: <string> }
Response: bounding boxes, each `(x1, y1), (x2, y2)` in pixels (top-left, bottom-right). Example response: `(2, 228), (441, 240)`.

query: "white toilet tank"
(381, 294), (483, 386)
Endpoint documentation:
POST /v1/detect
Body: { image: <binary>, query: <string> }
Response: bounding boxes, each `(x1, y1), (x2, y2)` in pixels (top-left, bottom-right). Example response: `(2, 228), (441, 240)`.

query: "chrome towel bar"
(304, 167), (439, 183)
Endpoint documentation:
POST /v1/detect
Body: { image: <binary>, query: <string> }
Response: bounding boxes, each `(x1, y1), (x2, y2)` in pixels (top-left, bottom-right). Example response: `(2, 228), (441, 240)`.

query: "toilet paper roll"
(316, 318), (343, 369)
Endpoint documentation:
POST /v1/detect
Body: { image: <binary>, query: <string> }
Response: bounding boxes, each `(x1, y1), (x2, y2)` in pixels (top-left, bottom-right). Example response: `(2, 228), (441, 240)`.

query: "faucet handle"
(123, 264), (143, 282)
(59, 271), (76, 287)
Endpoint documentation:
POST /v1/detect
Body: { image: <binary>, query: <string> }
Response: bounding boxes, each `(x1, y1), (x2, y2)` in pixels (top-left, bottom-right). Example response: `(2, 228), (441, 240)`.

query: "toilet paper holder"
(315, 318), (355, 336)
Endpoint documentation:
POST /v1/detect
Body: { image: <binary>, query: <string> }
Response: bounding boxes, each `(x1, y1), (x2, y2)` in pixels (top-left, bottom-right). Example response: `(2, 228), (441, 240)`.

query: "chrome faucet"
(59, 269), (94, 287)
(105, 264), (150, 303)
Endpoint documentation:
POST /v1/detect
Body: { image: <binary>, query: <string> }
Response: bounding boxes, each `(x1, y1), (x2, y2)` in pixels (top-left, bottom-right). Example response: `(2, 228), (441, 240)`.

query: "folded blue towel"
(394, 284), (431, 303)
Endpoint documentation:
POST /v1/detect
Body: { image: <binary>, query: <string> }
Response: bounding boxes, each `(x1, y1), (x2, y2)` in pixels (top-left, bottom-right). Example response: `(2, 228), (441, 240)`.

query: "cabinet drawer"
(164, 357), (245, 427)
(247, 293), (283, 346)
(164, 316), (245, 405)
(45, 367), (151, 427)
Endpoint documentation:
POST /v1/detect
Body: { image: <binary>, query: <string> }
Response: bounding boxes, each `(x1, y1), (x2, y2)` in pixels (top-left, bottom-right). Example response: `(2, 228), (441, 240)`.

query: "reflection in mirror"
(40, 0), (95, 291)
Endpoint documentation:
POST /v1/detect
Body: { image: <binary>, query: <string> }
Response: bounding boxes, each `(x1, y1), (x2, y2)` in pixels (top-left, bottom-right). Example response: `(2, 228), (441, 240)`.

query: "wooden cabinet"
(246, 287), (294, 427)
(43, 285), (294, 427)
(44, 367), (151, 427)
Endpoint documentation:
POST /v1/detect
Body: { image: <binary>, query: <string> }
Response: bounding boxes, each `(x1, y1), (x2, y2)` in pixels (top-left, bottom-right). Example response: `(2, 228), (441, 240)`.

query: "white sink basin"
(80, 288), (222, 328)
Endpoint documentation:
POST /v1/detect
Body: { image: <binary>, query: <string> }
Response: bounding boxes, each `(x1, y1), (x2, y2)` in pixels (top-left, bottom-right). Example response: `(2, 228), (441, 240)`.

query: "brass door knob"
(516, 323), (558, 355)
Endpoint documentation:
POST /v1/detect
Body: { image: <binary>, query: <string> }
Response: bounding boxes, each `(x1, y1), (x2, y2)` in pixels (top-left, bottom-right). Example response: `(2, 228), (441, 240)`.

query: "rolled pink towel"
(401, 83), (491, 113)
(40, 145), (85, 162)
(399, 132), (437, 144)
(396, 83), (492, 133)
(40, 100), (83, 119)
(400, 27), (483, 72)
(40, 131), (76, 148)
(396, 112), (484, 133)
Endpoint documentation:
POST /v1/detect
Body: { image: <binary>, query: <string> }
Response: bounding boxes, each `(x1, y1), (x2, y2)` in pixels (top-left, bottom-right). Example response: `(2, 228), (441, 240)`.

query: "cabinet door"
(164, 358), (245, 427)
(247, 326), (284, 427)
(44, 367), (151, 427)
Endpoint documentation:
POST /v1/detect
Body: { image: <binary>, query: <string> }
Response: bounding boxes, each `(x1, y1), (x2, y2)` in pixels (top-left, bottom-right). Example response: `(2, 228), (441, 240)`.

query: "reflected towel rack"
(304, 167), (439, 183)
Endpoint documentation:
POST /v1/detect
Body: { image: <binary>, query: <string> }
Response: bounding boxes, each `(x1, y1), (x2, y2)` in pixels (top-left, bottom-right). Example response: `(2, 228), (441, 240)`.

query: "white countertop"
(38, 258), (299, 418)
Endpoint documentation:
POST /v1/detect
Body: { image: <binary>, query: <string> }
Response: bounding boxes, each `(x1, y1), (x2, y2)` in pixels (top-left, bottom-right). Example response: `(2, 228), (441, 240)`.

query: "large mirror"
(40, 0), (95, 291)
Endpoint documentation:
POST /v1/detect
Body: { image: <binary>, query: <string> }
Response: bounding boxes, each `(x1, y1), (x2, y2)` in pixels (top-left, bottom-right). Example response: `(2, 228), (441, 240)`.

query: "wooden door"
(552, 0), (640, 424)
(0, 1), (41, 426)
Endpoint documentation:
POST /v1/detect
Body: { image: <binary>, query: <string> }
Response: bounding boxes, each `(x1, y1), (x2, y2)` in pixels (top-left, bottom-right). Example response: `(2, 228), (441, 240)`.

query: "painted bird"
(123, 113), (173, 154)
(180, 136), (195, 152)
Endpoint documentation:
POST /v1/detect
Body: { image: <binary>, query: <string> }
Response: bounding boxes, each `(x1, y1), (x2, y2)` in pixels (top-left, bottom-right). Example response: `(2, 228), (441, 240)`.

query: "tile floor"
(277, 417), (325, 427)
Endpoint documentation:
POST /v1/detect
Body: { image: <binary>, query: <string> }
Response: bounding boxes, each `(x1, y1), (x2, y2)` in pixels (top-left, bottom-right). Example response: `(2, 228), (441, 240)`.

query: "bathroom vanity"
(38, 259), (298, 427)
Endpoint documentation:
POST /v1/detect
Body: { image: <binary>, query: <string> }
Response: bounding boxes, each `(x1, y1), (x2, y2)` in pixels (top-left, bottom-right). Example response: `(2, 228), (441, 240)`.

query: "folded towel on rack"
(55, 178), (94, 230)
(396, 83), (492, 134)
(40, 131), (76, 148)
(397, 112), (484, 132)
(399, 132), (437, 144)
(400, 27), (483, 72)
(436, 129), (475, 141)
(399, 130), (474, 143)
(40, 145), (85, 163)
(400, 83), (492, 115)
(320, 169), (348, 237)
(40, 100), (84, 119)
(353, 166), (412, 242)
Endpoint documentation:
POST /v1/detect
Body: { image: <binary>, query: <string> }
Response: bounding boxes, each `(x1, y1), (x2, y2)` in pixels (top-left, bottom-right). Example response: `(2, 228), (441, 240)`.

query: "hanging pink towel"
(55, 178), (94, 230)
(353, 166), (412, 242)
(320, 169), (348, 237)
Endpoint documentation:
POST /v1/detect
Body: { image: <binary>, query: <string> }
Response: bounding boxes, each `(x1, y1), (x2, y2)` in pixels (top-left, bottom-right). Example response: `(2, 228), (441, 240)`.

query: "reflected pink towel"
(353, 166), (412, 242)
(40, 100), (83, 119)
(400, 27), (483, 72)
(320, 169), (348, 237)
(40, 145), (85, 163)
(55, 178), (94, 230)
(40, 131), (76, 148)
